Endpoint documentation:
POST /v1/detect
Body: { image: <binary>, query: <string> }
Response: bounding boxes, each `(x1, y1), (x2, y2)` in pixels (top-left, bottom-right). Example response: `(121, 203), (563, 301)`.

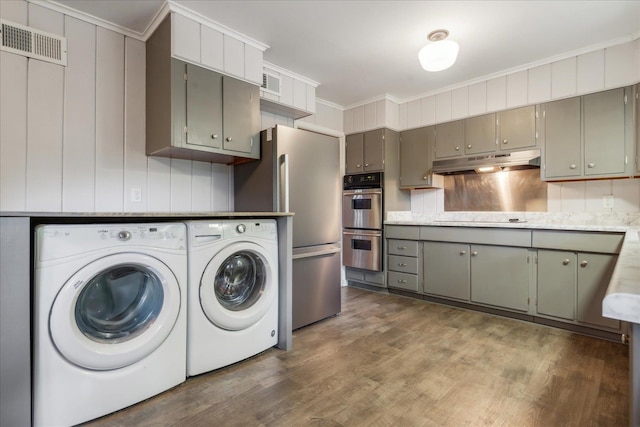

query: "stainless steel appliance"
(342, 172), (383, 272)
(234, 125), (341, 330)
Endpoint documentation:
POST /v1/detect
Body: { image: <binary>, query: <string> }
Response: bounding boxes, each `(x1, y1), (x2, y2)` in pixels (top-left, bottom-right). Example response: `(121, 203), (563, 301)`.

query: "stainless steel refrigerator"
(234, 125), (341, 329)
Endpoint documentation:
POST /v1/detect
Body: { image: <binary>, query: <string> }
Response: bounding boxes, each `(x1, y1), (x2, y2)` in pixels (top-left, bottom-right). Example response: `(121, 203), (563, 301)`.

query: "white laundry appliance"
(33, 223), (187, 427)
(186, 219), (279, 376)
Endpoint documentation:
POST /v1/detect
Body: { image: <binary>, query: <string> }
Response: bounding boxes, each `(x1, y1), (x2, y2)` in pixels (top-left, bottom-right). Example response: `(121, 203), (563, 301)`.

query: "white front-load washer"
(33, 223), (187, 427)
(186, 219), (278, 376)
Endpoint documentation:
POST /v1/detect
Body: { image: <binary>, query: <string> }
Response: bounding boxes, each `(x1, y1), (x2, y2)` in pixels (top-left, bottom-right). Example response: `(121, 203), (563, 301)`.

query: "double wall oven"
(342, 172), (383, 272)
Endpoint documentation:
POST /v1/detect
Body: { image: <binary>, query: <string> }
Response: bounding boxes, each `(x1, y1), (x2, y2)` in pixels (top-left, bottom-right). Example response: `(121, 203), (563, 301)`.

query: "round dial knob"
(236, 224), (246, 234)
(118, 230), (131, 241)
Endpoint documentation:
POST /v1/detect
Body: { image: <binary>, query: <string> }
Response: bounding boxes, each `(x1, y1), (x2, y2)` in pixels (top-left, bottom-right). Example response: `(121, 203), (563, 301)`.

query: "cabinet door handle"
(211, 134), (218, 139)
(398, 263), (408, 267)
(397, 246), (407, 250)
(587, 163), (595, 168)
(365, 163), (370, 167)
(569, 164), (576, 169)
(455, 146), (460, 151)
(356, 164), (361, 168)
(422, 176), (428, 180)
(471, 251), (478, 257)
(459, 250), (466, 255)
(580, 260), (588, 268)
(503, 139), (508, 144)
(226, 137), (233, 142)
(467, 145), (472, 149)
(562, 259), (570, 266)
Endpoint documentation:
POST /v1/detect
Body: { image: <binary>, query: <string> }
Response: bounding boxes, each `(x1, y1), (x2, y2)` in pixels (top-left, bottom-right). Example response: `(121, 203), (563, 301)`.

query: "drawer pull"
(398, 263), (408, 267)
(398, 279), (407, 284)
(397, 246), (407, 250)
(569, 164), (576, 170)
(562, 259), (570, 266)
(580, 260), (588, 268)
(503, 139), (508, 144)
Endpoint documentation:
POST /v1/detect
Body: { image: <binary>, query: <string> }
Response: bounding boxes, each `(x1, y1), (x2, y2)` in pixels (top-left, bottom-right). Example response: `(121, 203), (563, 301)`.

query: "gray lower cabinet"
(576, 253), (620, 330)
(386, 226), (420, 293)
(537, 250), (576, 320)
(469, 245), (530, 312)
(423, 241), (470, 301)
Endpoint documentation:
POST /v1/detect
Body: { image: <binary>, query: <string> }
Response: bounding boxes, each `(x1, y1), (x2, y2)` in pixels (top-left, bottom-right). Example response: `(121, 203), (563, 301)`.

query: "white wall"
(0, 0), (332, 214)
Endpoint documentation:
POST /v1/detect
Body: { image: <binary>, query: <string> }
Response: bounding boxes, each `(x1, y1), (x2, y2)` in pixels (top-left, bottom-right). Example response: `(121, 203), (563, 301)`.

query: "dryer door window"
(75, 264), (164, 343)
(214, 251), (265, 311)
(49, 253), (181, 371)
(200, 242), (277, 331)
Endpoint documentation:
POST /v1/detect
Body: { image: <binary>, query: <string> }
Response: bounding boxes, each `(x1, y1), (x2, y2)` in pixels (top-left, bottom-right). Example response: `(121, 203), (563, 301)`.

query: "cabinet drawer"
(388, 255), (418, 274)
(532, 230), (623, 254)
(420, 227), (531, 247)
(387, 239), (419, 257)
(388, 271), (419, 292)
(386, 225), (420, 240)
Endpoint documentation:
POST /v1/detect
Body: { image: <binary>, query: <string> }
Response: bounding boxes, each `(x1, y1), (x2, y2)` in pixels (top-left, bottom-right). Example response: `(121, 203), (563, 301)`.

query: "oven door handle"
(342, 189), (382, 197)
(343, 230), (382, 237)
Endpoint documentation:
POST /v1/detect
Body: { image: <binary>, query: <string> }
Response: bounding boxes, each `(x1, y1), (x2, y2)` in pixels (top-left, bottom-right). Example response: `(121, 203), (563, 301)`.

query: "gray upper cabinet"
(497, 105), (536, 151)
(345, 129), (385, 173)
(399, 126), (435, 188)
(435, 120), (464, 158)
(464, 113), (496, 155)
(583, 88), (626, 176)
(541, 97), (582, 179)
(146, 16), (260, 163)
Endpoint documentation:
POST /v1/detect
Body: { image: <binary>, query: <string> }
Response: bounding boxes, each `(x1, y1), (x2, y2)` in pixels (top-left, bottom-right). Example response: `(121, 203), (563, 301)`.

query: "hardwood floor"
(85, 287), (629, 427)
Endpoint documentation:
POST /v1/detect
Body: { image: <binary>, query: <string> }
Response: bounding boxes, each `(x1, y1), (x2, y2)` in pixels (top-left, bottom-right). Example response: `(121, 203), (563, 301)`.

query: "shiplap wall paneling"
(384, 99), (398, 130)
(468, 82), (487, 116)
(605, 42), (635, 89)
(279, 75), (294, 106)
(451, 86), (469, 119)
(245, 45), (262, 85)
(26, 4), (64, 212)
(506, 70), (528, 108)
(223, 35), (244, 78)
(364, 102), (376, 130)
(486, 76), (507, 112)
(577, 50), (605, 94)
(95, 27), (125, 212)
(435, 92), (452, 122)
(0, 0), (27, 23)
(191, 161), (213, 211)
(170, 158), (192, 212)
(528, 64), (551, 104)
(420, 96), (436, 126)
(63, 16), (96, 212)
(551, 57), (577, 99)
(124, 37), (147, 212)
(406, 99), (421, 129)
(0, 52), (27, 211)
(200, 25), (223, 71)
(352, 106), (365, 133)
(172, 13), (200, 63)
(212, 164), (231, 211)
(147, 158), (171, 211)
(293, 79), (306, 111)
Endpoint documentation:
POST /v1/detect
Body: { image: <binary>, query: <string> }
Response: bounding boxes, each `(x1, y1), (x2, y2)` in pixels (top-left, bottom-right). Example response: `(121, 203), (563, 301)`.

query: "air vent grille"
(0, 20), (67, 66)
(261, 72), (280, 95)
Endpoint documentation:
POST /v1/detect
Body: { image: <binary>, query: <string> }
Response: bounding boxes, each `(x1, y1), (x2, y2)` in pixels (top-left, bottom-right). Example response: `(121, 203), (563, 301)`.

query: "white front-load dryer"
(33, 223), (187, 427)
(186, 220), (278, 376)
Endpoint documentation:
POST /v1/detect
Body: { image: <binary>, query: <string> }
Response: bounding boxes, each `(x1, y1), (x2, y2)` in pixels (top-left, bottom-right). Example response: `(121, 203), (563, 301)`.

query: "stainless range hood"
(432, 149), (541, 175)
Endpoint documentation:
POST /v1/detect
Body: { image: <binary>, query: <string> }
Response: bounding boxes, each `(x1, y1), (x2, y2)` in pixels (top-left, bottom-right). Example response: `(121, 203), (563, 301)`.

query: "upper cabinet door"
(543, 97), (582, 179)
(363, 129), (384, 172)
(345, 133), (364, 174)
(185, 63), (222, 149)
(498, 105), (536, 151)
(435, 120), (464, 158)
(222, 75), (260, 154)
(399, 126), (434, 188)
(464, 113), (496, 155)
(636, 84), (640, 173)
(583, 88), (625, 176)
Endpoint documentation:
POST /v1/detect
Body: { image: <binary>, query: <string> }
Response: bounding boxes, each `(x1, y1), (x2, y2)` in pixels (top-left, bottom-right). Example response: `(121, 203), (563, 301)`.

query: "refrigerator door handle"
(292, 247), (341, 260)
(279, 153), (290, 212)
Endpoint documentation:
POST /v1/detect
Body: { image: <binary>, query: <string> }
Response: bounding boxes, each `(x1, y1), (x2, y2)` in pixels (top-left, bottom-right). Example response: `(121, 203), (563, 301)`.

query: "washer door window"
(200, 242), (276, 331)
(50, 253), (181, 371)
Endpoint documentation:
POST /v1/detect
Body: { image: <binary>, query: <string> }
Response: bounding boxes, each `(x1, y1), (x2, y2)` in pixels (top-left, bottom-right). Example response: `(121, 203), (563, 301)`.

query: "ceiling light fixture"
(418, 29), (459, 72)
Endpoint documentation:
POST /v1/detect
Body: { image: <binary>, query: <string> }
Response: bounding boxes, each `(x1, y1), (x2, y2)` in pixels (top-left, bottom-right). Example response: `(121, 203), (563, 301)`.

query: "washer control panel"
(224, 220), (277, 240)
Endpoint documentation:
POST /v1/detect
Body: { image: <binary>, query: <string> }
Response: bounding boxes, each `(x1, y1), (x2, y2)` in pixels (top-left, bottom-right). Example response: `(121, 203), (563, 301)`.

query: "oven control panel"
(343, 172), (383, 190)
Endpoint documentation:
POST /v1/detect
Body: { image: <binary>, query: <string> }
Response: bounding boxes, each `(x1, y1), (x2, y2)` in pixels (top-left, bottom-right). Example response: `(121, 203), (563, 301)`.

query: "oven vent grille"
(0, 19), (67, 66)
(261, 72), (280, 95)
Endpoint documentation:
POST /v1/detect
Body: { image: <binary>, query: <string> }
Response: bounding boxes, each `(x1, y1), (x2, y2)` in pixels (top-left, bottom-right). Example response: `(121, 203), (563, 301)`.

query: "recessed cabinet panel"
(399, 126), (434, 188)
(435, 120), (464, 158)
(364, 129), (384, 171)
(464, 113), (496, 155)
(583, 88), (625, 175)
(222, 75), (259, 154)
(543, 97), (582, 178)
(423, 241), (470, 301)
(537, 250), (576, 320)
(470, 245), (530, 312)
(636, 84), (639, 173)
(345, 133), (364, 174)
(498, 106), (536, 151)
(185, 63), (222, 149)
(576, 253), (620, 329)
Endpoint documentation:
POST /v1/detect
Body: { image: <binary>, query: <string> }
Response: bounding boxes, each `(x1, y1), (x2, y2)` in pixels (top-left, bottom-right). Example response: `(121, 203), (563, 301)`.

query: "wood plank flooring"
(84, 287), (629, 426)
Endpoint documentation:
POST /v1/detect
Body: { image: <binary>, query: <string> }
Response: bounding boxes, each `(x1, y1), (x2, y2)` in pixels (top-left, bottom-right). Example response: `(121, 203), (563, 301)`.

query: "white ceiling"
(52, 0), (640, 108)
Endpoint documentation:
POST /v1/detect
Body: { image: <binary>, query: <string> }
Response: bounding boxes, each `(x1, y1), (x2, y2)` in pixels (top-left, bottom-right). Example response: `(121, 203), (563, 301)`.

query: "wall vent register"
(0, 19), (67, 66)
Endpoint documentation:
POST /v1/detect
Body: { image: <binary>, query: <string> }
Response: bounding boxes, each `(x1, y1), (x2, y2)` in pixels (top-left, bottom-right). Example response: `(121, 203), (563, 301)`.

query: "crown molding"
(262, 61), (320, 87)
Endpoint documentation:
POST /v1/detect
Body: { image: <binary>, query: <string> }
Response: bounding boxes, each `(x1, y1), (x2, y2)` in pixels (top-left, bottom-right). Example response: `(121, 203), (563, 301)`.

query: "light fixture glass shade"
(418, 40), (459, 72)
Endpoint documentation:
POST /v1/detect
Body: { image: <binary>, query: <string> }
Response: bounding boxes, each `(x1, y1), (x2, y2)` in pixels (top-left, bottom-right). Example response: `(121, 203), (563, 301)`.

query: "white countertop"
(386, 211), (640, 324)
